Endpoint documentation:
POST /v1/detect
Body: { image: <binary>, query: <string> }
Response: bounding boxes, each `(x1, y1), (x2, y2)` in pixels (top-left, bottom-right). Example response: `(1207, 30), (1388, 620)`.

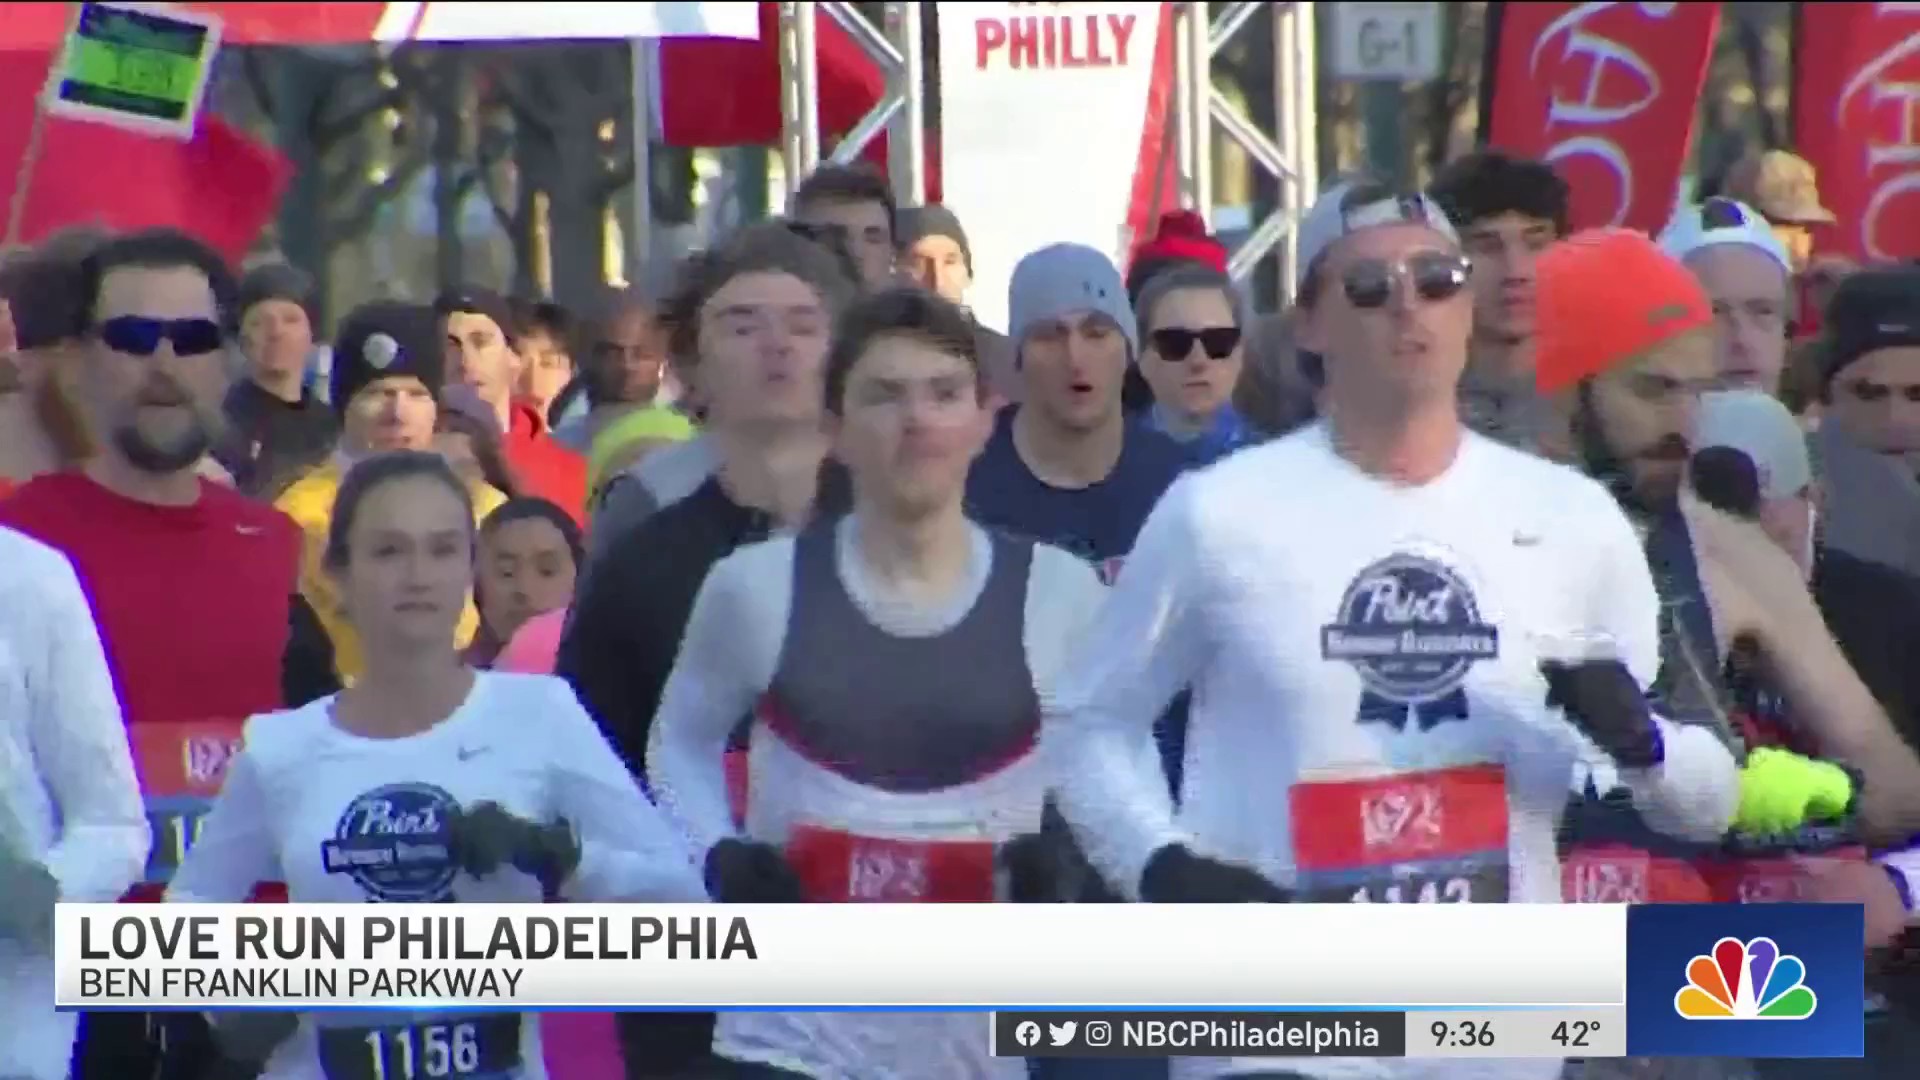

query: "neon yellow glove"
(1735, 747), (1857, 837)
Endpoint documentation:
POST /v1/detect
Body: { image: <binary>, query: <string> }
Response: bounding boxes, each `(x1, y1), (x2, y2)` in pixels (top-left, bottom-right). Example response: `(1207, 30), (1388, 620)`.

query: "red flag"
(0, 49), (290, 265)
(1485, 2), (1719, 233)
(654, 2), (941, 200)
(1793, 2), (1920, 263)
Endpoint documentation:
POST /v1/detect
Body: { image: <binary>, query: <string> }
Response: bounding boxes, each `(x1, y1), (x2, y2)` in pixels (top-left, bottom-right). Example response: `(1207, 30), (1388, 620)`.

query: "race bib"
(130, 720), (245, 886)
(1290, 764), (1510, 903)
(317, 1014), (521, 1080)
(1562, 846), (1654, 904)
(786, 825), (997, 903)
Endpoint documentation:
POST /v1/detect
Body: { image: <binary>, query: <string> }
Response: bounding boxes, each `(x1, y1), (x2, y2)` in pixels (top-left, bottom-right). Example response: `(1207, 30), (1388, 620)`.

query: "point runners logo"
(1322, 551), (1499, 731)
(1676, 937), (1818, 1020)
(322, 782), (459, 902)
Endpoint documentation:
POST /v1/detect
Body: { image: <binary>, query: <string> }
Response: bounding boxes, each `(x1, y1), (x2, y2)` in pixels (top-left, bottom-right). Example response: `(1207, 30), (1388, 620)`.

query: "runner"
(0, 227), (331, 1080)
(275, 302), (507, 685)
(216, 263), (337, 496)
(168, 450), (707, 1079)
(791, 163), (899, 291)
(1657, 198), (1794, 394)
(438, 289), (588, 525)
(1133, 264), (1260, 464)
(648, 287), (1102, 1079)
(1046, 184), (1741, 1080)
(0, 526), (148, 1080)
(0, 230), (107, 490)
(1533, 229), (1920, 846)
(1426, 150), (1569, 448)
(558, 221), (857, 1079)
(469, 497), (583, 668)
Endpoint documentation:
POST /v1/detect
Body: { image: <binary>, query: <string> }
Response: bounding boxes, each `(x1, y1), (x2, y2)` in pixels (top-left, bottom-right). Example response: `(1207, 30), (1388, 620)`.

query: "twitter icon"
(1048, 1021), (1078, 1047)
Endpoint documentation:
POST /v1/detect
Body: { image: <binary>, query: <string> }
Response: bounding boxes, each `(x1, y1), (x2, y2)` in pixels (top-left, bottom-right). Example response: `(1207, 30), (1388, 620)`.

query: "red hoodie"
(504, 400), (587, 526)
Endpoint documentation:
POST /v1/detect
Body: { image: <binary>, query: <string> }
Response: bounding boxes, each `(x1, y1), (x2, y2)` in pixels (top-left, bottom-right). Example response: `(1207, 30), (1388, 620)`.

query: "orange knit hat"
(1533, 227), (1714, 395)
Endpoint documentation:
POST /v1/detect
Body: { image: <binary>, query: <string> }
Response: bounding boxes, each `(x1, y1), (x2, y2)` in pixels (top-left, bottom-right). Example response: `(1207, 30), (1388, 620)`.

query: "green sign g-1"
(46, 2), (224, 139)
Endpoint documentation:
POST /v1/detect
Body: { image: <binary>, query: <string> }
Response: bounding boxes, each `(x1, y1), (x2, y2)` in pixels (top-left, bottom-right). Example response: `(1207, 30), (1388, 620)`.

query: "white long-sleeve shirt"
(648, 518), (1108, 1079)
(169, 670), (706, 1080)
(1048, 424), (1741, 1080)
(0, 526), (148, 1080)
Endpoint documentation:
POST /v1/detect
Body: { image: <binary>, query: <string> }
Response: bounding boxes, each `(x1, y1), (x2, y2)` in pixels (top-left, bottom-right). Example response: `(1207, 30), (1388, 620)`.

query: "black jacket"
(216, 379), (338, 499)
(557, 462), (853, 784)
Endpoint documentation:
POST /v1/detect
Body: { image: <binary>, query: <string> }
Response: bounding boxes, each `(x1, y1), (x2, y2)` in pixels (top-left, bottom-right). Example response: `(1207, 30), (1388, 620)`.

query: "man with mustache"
(1532, 232), (1920, 916)
(0, 228), (336, 1080)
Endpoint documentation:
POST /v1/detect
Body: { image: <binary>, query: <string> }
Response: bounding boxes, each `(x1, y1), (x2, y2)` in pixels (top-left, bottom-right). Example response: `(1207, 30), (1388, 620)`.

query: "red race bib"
(1291, 764), (1511, 903)
(130, 719), (245, 888)
(785, 825), (997, 903)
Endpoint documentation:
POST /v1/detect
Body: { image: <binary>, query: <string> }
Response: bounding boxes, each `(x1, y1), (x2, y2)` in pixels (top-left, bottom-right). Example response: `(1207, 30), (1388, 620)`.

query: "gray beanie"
(1007, 242), (1137, 358)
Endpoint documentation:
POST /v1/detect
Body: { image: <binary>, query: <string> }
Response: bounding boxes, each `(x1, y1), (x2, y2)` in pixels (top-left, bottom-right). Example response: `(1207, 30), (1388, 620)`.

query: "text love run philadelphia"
(76, 913), (757, 1003)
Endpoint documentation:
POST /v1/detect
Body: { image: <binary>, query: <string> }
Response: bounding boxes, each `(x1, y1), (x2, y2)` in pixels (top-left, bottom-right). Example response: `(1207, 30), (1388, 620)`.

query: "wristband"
(1878, 846), (1920, 915)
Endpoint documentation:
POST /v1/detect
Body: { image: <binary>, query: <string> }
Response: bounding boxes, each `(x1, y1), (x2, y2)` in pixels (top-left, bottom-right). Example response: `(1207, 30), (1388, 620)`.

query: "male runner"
(0, 527), (148, 1080)
(1047, 183), (1741, 1080)
(1657, 198), (1794, 394)
(647, 288), (1103, 1078)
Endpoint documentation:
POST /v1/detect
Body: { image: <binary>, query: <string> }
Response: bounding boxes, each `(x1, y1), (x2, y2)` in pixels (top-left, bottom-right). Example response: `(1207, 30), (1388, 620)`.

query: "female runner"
(168, 450), (706, 1080)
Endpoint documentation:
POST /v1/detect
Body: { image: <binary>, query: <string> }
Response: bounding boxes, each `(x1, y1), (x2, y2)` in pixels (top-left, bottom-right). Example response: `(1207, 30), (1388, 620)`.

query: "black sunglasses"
(98, 315), (224, 357)
(1340, 252), (1472, 310)
(1150, 326), (1241, 360)
(1839, 379), (1920, 405)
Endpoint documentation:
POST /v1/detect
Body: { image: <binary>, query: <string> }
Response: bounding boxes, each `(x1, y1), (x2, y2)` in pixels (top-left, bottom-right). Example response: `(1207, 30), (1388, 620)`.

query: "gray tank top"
(760, 521), (1041, 792)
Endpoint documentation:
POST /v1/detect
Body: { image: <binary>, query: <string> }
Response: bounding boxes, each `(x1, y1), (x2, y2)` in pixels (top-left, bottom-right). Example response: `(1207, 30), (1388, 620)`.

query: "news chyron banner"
(56, 904), (1864, 1059)
(936, 2), (1177, 334)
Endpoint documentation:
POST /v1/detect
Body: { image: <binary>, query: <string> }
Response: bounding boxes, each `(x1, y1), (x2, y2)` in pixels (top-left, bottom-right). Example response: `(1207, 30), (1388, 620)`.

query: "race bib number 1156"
(1290, 764), (1511, 904)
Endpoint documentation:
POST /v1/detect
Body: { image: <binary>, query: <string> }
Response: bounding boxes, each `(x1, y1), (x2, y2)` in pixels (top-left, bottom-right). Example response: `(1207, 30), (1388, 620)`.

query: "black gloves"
(705, 838), (805, 902)
(448, 802), (581, 895)
(0, 841), (57, 948)
(1140, 844), (1292, 903)
(1541, 657), (1665, 769)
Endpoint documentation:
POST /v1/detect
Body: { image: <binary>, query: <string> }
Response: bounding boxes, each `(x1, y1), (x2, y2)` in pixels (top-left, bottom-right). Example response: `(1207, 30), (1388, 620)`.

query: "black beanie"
(235, 263), (316, 332)
(898, 205), (972, 272)
(435, 287), (518, 350)
(1821, 268), (1920, 387)
(330, 302), (446, 414)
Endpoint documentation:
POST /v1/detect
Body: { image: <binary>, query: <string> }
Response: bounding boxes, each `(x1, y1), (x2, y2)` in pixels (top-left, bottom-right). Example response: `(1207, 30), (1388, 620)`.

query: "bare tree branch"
(329, 144), (431, 240)
(241, 50), (278, 122)
(486, 63), (553, 142)
(315, 58), (411, 147)
(1734, 10), (1781, 148)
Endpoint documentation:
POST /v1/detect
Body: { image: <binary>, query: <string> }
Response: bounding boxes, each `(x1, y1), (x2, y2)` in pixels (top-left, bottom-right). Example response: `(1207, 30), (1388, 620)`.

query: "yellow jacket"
(274, 458), (507, 685)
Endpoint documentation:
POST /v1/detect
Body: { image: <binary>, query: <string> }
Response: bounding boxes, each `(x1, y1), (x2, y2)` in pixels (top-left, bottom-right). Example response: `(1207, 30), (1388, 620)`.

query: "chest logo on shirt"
(1321, 553), (1500, 732)
(322, 782), (459, 902)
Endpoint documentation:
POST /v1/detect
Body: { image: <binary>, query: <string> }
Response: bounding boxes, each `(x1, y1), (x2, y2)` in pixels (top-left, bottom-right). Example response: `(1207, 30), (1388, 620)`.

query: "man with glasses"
(0, 228), (329, 1080)
(791, 163), (899, 291)
(1046, 187), (1739, 1080)
(1809, 268), (1920, 583)
(1658, 198), (1796, 396)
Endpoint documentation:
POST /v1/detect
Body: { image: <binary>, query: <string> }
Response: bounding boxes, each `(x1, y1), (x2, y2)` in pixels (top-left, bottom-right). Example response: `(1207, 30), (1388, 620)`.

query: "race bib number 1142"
(1290, 764), (1511, 904)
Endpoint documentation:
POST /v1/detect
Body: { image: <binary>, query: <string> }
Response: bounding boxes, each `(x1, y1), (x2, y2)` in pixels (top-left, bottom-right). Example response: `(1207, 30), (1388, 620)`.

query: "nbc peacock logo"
(1674, 937), (1818, 1020)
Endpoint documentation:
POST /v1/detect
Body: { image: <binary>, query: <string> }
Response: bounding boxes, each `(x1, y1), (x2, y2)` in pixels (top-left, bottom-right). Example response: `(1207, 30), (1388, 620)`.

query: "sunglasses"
(98, 315), (224, 357)
(1150, 326), (1241, 360)
(1839, 379), (1920, 405)
(1339, 252), (1472, 310)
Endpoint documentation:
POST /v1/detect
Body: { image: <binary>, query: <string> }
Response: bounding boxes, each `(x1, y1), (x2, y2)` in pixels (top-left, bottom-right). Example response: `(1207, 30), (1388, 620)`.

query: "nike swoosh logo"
(456, 747), (488, 761)
(1512, 533), (1540, 547)
(236, 525), (264, 536)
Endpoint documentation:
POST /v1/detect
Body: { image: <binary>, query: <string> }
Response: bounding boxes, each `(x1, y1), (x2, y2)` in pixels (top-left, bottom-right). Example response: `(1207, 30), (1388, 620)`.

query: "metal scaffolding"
(776, 1), (925, 209)
(774, 1), (1318, 308)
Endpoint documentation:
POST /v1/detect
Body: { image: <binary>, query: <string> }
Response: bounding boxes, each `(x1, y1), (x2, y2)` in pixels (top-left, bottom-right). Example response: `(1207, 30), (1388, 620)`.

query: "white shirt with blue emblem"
(1047, 422), (1741, 1080)
(168, 670), (708, 1080)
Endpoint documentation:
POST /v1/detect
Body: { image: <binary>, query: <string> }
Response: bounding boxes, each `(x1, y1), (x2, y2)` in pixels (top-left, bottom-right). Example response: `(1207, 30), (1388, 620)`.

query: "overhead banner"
(1793, 2), (1920, 262)
(0, 1), (761, 46)
(1484, 2), (1720, 233)
(937, 2), (1177, 333)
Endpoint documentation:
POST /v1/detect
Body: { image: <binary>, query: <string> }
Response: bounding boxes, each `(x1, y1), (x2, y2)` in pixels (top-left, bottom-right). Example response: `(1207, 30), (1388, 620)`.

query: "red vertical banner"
(1794, 3), (1920, 262)
(1485, 2), (1721, 233)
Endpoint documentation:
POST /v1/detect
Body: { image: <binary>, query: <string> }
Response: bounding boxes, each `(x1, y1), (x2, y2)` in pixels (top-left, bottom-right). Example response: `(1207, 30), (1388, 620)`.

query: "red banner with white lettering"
(1484, 2), (1720, 233)
(1793, 2), (1920, 262)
